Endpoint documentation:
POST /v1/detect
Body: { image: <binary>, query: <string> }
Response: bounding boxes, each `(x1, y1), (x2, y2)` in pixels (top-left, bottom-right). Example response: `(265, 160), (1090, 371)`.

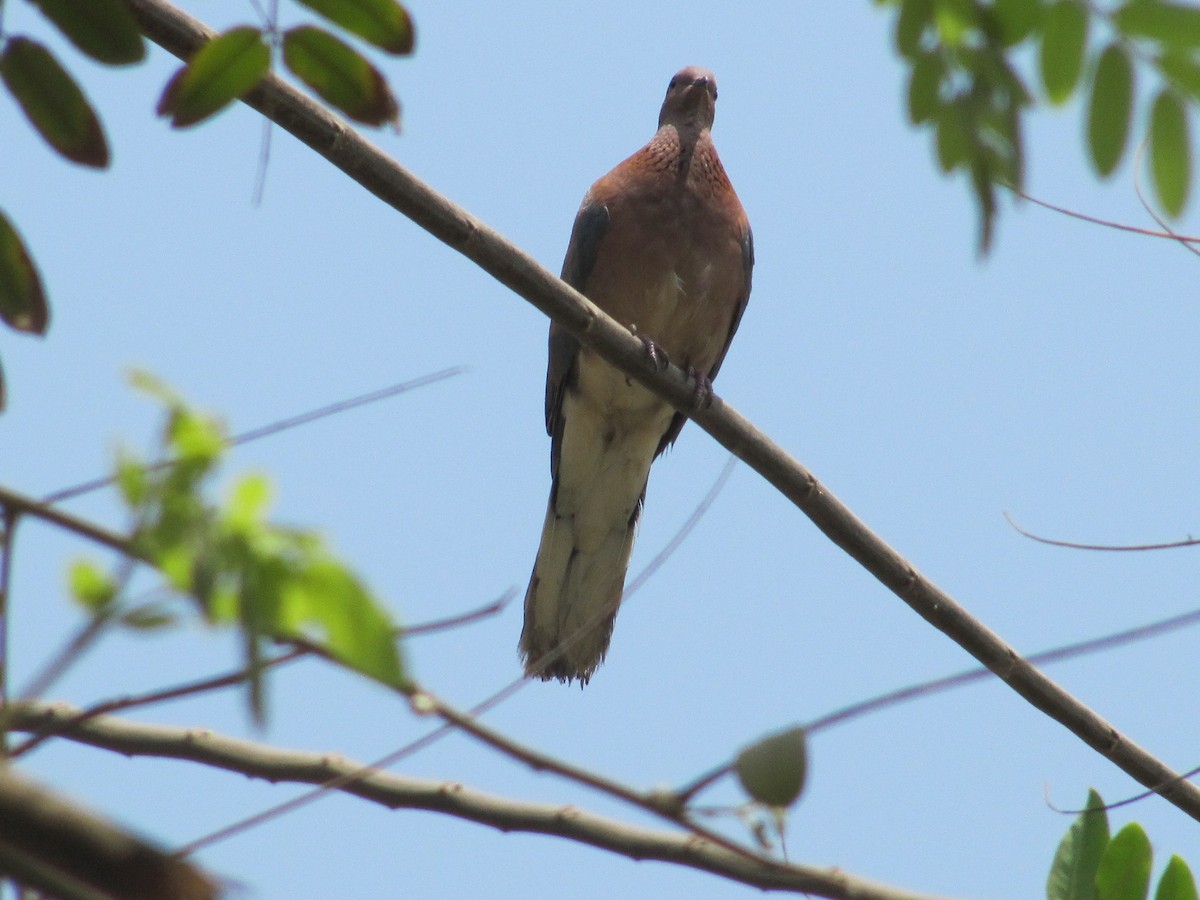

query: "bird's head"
(658, 66), (718, 132)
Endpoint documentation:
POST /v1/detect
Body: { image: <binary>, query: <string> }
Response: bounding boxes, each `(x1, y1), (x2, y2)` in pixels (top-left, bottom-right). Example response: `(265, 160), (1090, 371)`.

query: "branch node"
(1104, 727), (1124, 754)
(645, 786), (686, 817)
(897, 566), (922, 601)
(408, 691), (435, 716)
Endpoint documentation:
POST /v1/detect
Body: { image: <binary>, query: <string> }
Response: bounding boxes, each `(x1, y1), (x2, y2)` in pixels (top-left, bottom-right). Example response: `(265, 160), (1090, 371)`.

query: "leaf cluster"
(0, 0), (145, 408)
(69, 373), (408, 722)
(0, 0), (414, 411)
(1048, 789), (1197, 900)
(157, 0), (413, 128)
(882, 0), (1200, 248)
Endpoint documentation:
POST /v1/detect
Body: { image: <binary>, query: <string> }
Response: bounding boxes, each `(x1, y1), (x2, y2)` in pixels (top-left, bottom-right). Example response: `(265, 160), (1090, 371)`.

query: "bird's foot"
(686, 365), (714, 410)
(631, 326), (669, 373)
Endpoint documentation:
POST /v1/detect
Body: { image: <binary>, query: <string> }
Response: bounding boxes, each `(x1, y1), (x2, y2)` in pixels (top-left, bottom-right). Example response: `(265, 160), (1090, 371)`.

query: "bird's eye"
(668, 78), (678, 90)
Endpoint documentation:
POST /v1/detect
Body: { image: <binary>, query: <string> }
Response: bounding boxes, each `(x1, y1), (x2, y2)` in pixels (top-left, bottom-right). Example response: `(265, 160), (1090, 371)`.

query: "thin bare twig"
(1005, 511), (1200, 552)
(44, 367), (464, 504)
(0, 507), (16, 753)
(404, 587), (517, 637)
(1056, 759), (1200, 815)
(627, 456), (737, 596)
(677, 605), (1200, 803)
(8, 497), (150, 715)
(1132, 140), (1200, 260)
(1011, 187), (1200, 244)
(8, 648), (308, 760)
(15, 616), (113, 708)
(809, 607), (1200, 732)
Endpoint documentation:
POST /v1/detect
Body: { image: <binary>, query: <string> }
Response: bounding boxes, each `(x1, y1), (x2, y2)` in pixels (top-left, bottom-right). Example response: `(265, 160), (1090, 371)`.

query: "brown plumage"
(520, 66), (754, 683)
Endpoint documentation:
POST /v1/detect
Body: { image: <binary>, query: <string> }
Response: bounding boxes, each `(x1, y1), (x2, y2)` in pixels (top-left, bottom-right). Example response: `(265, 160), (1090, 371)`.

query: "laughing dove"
(520, 66), (754, 683)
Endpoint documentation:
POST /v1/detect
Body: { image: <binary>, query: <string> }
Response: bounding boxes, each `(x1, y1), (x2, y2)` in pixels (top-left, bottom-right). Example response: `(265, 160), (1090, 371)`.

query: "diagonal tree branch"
(0, 766), (218, 900)
(7, 701), (951, 900)
(120, 0), (1200, 821)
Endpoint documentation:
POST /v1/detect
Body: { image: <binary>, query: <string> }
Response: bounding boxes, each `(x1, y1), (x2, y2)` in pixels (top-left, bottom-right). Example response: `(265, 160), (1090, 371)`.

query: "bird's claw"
(632, 328), (669, 373)
(686, 366), (714, 410)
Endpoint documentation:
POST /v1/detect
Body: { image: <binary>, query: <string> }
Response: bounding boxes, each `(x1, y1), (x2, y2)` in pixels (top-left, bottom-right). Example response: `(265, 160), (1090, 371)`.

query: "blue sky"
(3, 2), (1200, 898)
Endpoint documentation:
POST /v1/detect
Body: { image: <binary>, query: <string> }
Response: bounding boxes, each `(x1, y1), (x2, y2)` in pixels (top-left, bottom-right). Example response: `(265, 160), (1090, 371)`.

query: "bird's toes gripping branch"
(631, 326), (670, 374)
(686, 365), (714, 410)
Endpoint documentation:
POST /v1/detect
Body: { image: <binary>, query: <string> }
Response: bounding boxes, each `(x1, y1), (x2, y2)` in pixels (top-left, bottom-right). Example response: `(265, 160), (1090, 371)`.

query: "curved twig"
(1004, 511), (1200, 552)
(1011, 187), (1200, 244)
(1131, 139), (1200, 260)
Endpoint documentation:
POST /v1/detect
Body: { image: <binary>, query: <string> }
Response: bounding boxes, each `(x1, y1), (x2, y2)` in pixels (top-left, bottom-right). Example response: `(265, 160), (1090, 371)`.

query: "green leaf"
(935, 103), (969, 171)
(1149, 88), (1191, 216)
(1047, 789), (1109, 900)
(896, 0), (935, 57)
(935, 0), (977, 47)
(0, 37), (108, 167)
(908, 51), (944, 124)
(115, 451), (148, 506)
(236, 569), (272, 723)
(168, 407), (226, 464)
(227, 474), (272, 529)
(970, 161), (999, 253)
(1096, 823), (1152, 900)
(120, 603), (178, 631)
(29, 0), (145, 65)
(0, 211), (49, 335)
(1114, 0), (1200, 50)
(1157, 52), (1200, 102)
(990, 52), (1035, 108)
(294, 0), (415, 54)
(157, 27), (270, 128)
(207, 584), (239, 623)
(1088, 43), (1134, 177)
(1157, 857), (1199, 900)
(282, 26), (400, 126)
(279, 558), (405, 687)
(1040, 0), (1089, 104)
(735, 726), (808, 809)
(68, 559), (117, 613)
(994, 0), (1042, 46)
(155, 543), (200, 592)
(128, 368), (180, 405)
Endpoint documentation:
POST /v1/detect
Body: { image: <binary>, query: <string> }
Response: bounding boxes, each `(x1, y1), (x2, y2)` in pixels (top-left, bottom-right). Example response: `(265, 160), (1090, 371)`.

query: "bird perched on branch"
(520, 66), (754, 684)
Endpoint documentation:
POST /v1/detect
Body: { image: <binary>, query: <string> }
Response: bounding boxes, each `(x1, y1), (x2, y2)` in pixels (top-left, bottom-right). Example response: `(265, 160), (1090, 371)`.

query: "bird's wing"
(546, 200), (610, 478)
